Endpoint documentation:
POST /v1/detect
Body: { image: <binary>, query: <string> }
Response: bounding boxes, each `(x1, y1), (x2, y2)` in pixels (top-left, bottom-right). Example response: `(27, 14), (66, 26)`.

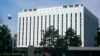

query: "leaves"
(40, 26), (59, 48)
(64, 27), (81, 47)
(0, 24), (12, 52)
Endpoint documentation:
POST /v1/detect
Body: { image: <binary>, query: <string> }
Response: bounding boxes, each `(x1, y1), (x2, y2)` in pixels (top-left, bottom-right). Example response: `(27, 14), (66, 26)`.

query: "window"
(53, 15), (55, 28)
(63, 6), (67, 8)
(45, 15), (47, 31)
(19, 17), (21, 45)
(81, 4), (83, 6)
(57, 14), (59, 30)
(33, 8), (37, 11)
(22, 17), (24, 45)
(80, 13), (82, 38)
(24, 9), (27, 12)
(69, 5), (73, 7)
(71, 13), (72, 28)
(29, 17), (31, 45)
(49, 15), (51, 27)
(75, 4), (79, 7)
(66, 14), (68, 29)
(33, 16), (35, 45)
(26, 17), (28, 45)
(29, 9), (32, 11)
(37, 16), (39, 45)
(75, 13), (77, 33)
(41, 16), (43, 40)
(62, 14), (63, 37)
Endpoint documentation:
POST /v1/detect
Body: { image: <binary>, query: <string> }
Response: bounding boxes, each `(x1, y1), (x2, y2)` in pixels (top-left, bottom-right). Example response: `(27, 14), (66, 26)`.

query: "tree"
(95, 28), (100, 46)
(64, 28), (81, 47)
(40, 26), (59, 48)
(40, 27), (81, 56)
(0, 24), (12, 53)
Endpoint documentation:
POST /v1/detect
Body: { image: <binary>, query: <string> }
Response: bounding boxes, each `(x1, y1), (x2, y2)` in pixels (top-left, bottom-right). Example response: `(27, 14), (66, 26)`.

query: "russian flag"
(8, 14), (12, 20)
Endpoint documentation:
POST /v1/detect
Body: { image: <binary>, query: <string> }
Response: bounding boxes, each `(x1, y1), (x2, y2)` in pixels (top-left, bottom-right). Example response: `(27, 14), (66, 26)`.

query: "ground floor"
(17, 47), (100, 56)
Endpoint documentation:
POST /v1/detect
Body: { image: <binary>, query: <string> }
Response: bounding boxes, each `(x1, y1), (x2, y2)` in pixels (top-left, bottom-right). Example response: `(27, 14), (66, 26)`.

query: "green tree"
(95, 28), (100, 46)
(64, 28), (81, 47)
(0, 24), (12, 53)
(40, 26), (59, 48)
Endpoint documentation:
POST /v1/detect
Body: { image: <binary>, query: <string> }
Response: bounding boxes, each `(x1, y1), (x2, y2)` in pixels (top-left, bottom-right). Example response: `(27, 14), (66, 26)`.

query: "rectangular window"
(53, 15), (55, 28)
(75, 4), (79, 7)
(19, 17), (21, 45)
(29, 9), (32, 11)
(57, 14), (59, 30)
(45, 15), (47, 31)
(75, 13), (77, 33)
(80, 13), (82, 38)
(24, 9), (27, 12)
(41, 16), (43, 40)
(62, 14), (63, 37)
(63, 6), (67, 8)
(69, 5), (73, 7)
(22, 17), (24, 45)
(71, 13), (72, 28)
(29, 17), (31, 45)
(33, 16), (35, 45)
(33, 8), (37, 11)
(26, 17), (28, 45)
(37, 16), (39, 45)
(49, 15), (51, 27)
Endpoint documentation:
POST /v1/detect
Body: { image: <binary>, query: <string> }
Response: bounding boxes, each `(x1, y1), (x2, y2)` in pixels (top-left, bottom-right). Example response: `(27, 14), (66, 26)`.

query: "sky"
(0, 0), (100, 35)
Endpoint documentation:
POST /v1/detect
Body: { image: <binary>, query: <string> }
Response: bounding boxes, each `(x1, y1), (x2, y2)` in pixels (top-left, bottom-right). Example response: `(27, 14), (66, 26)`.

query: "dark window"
(41, 16), (43, 40)
(24, 9), (27, 12)
(80, 13), (82, 38)
(37, 16), (39, 45)
(22, 17), (24, 45)
(57, 14), (59, 30)
(29, 17), (31, 45)
(33, 16), (35, 45)
(62, 14), (63, 38)
(19, 17), (21, 45)
(29, 9), (32, 11)
(75, 13), (77, 33)
(26, 17), (28, 45)
(63, 6), (67, 8)
(53, 15), (55, 28)
(69, 5), (73, 7)
(75, 4), (79, 7)
(49, 15), (51, 27)
(45, 15), (47, 31)
(81, 4), (83, 6)
(49, 15), (51, 44)
(71, 13), (72, 28)
(33, 8), (37, 11)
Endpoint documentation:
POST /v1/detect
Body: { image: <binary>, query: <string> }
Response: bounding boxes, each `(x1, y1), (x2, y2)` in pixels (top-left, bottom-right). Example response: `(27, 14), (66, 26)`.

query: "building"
(17, 4), (98, 48)
(12, 34), (17, 51)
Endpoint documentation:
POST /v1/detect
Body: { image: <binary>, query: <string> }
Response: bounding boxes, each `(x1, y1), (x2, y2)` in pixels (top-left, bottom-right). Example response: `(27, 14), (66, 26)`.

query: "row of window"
(18, 13), (82, 46)
(24, 4), (83, 12)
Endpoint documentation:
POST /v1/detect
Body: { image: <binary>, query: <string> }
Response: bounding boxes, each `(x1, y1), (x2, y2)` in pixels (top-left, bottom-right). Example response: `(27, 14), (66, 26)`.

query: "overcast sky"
(0, 0), (100, 35)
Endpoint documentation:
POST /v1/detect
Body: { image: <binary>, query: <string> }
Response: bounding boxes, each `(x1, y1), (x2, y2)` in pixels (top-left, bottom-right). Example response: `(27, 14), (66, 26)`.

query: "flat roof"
(69, 47), (100, 51)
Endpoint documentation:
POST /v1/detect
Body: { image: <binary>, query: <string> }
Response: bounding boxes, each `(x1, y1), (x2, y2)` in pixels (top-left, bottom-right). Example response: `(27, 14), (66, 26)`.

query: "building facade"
(17, 4), (98, 48)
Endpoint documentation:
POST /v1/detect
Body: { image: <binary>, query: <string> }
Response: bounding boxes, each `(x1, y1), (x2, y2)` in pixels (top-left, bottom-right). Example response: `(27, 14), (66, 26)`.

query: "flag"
(8, 14), (12, 20)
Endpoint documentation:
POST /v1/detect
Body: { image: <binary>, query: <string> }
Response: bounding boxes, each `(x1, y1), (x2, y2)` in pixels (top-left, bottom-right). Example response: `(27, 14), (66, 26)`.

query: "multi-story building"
(17, 4), (98, 48)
